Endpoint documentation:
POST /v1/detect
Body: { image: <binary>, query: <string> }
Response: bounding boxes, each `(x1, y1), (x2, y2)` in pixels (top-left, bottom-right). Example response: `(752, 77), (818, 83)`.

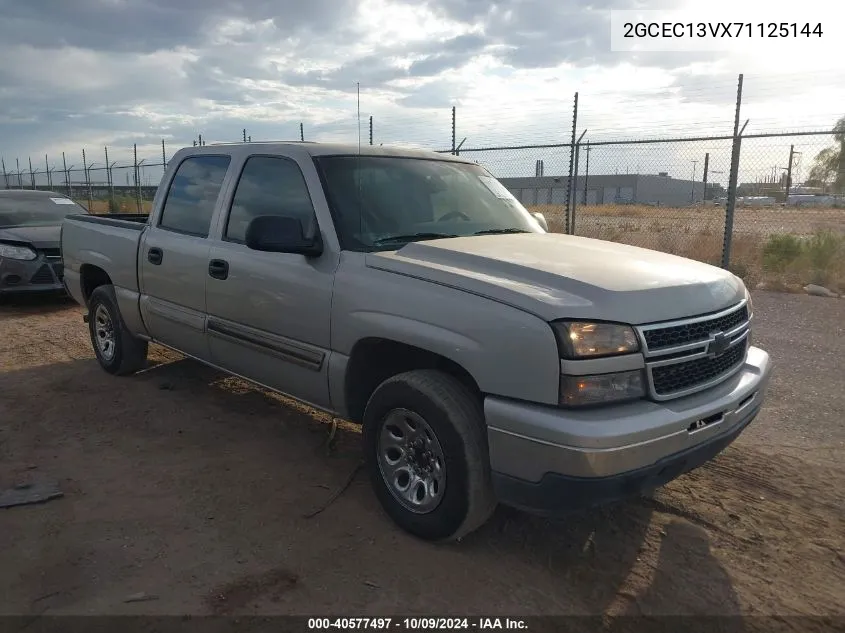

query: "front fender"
(331, 255), (562, 407)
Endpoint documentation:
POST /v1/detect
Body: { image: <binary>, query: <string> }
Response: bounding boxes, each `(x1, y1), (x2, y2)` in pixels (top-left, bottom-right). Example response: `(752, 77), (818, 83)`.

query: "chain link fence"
(2, 83), (844, 293)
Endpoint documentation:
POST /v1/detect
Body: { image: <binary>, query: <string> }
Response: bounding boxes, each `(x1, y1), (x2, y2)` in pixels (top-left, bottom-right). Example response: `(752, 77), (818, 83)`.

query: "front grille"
(644, 304), (749, 351)
(29, 264), (55, 284)
(651, 340), (747, 396)
(636, 300), (752, 400)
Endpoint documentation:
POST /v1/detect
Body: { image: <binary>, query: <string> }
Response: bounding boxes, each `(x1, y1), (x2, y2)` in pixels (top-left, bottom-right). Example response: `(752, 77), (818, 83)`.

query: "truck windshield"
(315, 156), (543, 251)
(0, 193), (88, 228)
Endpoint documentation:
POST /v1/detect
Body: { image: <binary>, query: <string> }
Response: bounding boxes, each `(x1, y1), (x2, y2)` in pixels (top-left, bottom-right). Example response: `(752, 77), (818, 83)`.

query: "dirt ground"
(1, 291), (843, 622)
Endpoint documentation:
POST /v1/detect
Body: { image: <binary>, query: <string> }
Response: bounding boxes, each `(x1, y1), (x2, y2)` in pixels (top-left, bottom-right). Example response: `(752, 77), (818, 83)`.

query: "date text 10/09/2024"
(307, 618), (528, 630)
(622, 22), (823, 39)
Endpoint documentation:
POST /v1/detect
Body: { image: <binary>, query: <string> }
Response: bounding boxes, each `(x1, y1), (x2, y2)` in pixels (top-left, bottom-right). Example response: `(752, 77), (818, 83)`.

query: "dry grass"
(530, 204), (845, 293)
(76, 198), (154, 214)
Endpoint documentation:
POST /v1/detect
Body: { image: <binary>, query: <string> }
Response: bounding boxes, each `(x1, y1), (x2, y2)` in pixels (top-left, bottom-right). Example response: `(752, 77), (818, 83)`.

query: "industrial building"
(499, 173), (714, 208)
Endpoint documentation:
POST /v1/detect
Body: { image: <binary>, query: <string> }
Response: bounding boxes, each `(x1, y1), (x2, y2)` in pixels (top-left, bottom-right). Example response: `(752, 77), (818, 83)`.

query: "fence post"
(162, 139), (167, 169)
(82, 149), (93, 212)
(450, 106), (456, 154)
(564, 92), (579, 234)
(300, 122), (304, 142)
(16, 158), (22, 188)
(702, 152), (709, 201)
(721, 74), (744, 270)
(133, 143), (142, 214)
(63, 152), (70, 198)
(570, 130), (587, 234)
(28, 157), (35, 189)
(104, 146), (114, 212)
(1, 158), (7, 189)
(369, 116), (373, 145)
(45, 154), (52, 189)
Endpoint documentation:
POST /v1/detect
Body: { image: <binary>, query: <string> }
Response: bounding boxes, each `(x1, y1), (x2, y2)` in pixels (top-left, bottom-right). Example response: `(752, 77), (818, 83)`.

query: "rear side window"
(159, 155), (230, 237)
(224, 155), (317, 243)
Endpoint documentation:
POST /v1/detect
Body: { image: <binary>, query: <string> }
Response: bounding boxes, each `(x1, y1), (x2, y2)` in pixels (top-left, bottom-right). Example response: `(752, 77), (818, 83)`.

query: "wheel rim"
(93, 304), (116, 361)
(377, 408), (447, 514)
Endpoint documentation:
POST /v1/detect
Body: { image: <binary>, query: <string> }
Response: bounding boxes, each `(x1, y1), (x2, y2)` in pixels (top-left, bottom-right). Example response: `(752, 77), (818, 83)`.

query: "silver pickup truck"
(61, 142), (772, 542)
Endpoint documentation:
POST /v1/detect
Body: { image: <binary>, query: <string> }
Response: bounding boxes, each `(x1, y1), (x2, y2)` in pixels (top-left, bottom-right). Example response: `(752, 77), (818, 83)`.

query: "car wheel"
(362, 369), (496, 542)
(88, 285), (148, 376)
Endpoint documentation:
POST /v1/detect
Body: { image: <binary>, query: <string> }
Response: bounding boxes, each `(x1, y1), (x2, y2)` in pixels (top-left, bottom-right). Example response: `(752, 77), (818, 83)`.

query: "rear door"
(204, 153), (337, 410)
(139, 154), (232, 361)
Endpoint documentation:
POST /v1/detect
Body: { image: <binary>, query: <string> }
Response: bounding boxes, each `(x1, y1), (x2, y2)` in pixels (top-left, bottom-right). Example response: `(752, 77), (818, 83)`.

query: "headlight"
(0, 243), (37, 261)
(552, 321), (640, 358)
(560, 370), (645, 407)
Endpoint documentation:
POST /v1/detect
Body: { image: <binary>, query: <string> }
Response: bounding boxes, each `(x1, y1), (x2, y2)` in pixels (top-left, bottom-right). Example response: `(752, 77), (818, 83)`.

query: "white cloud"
(0, 0), (841, 188)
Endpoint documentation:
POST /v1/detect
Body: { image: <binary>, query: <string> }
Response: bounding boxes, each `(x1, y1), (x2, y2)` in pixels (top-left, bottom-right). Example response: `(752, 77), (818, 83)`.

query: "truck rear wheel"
(362, 369), (496, 542)
(88, 285), (148, 376)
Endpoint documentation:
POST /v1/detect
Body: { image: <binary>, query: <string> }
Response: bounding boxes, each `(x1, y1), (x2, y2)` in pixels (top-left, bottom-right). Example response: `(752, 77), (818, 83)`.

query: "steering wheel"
(439, 210), (471, 222)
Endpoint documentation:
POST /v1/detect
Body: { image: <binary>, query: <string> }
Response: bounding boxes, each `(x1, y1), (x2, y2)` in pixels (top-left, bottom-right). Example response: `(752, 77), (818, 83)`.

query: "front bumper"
(485, 345), (771, 516)
(0, 256), (65, 294)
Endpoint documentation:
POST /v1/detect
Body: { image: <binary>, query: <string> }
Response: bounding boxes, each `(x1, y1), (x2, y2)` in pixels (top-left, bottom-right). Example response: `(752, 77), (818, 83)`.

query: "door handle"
(208, 259), (229, 280)
(147, 247), (163, 265)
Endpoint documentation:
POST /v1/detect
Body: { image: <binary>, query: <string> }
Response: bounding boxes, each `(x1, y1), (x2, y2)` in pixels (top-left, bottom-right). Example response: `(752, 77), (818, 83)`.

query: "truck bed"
(61, 213), (147, 297)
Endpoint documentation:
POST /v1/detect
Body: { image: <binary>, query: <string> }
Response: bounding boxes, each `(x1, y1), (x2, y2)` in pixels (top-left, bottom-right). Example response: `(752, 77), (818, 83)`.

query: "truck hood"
(0, 224), (61, 250)
(366, 233), (746, 324)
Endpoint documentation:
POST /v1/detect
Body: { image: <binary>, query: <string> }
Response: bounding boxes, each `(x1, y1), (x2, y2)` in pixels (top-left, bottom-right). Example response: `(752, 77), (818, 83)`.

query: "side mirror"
(531, 212), (549, 232)
(245, 215), (323, 257)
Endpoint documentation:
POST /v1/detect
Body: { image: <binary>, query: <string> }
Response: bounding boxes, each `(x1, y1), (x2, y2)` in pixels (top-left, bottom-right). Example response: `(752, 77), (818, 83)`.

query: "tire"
(88, 285), (148, 376)
(362, 369), (496, 542)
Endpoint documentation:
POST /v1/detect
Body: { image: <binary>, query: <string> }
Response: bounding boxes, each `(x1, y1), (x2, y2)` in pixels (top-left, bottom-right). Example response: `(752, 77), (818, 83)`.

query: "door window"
(224, 156), (317, 243)
(158, 155), (231, 237)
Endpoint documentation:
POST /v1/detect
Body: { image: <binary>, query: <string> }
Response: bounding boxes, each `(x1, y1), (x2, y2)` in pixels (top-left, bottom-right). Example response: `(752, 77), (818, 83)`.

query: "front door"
(205, 154), (336, 410)
(139, 154), (232, 361)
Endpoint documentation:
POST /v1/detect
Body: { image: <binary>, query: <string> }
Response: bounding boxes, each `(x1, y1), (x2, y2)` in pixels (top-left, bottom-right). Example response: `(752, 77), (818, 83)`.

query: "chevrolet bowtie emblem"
(707, 331), (730, 357)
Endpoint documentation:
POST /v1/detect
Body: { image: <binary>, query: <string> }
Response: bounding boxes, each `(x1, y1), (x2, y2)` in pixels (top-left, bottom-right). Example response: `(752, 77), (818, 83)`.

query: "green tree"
(807, 116), (845, 192)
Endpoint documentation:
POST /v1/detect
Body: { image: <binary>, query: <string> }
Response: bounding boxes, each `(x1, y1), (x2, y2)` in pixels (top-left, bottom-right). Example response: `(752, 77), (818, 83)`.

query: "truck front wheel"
(88, 285), (148, 376)
(362, 369), (496, 542)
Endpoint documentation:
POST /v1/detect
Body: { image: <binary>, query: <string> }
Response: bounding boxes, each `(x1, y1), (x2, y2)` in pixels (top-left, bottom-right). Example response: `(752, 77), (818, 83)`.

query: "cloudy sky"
(0, 0), (842, 185)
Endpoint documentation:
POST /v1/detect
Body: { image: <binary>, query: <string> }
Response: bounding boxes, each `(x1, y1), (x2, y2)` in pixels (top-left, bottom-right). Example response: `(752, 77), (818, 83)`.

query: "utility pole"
(702, 153), (710, 201)
(690, 159), (698, 203)
(583, 143), (591, 204)
(785, 144), (795, 201)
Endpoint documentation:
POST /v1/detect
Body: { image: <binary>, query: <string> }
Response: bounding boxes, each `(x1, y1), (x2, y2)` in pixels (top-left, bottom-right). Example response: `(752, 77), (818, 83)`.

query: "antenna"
(357, 82), (361, 154)
(356, 81), (362, 240)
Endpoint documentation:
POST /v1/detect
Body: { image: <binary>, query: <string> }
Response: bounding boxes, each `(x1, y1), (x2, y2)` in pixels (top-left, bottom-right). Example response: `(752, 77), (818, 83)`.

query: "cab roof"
(188, 141), (475, 164)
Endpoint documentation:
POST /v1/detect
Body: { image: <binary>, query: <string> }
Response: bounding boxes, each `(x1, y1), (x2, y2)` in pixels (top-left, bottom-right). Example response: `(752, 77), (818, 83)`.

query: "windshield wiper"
(372, 232), (459, 246)
(472, 228), (531, 235)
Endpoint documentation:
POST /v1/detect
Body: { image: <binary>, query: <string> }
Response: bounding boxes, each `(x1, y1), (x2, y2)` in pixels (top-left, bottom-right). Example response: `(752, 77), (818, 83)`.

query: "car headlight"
(0, 243), (37, 261)
(560, 370), (646, 407)
(552, 321), (640, 358)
